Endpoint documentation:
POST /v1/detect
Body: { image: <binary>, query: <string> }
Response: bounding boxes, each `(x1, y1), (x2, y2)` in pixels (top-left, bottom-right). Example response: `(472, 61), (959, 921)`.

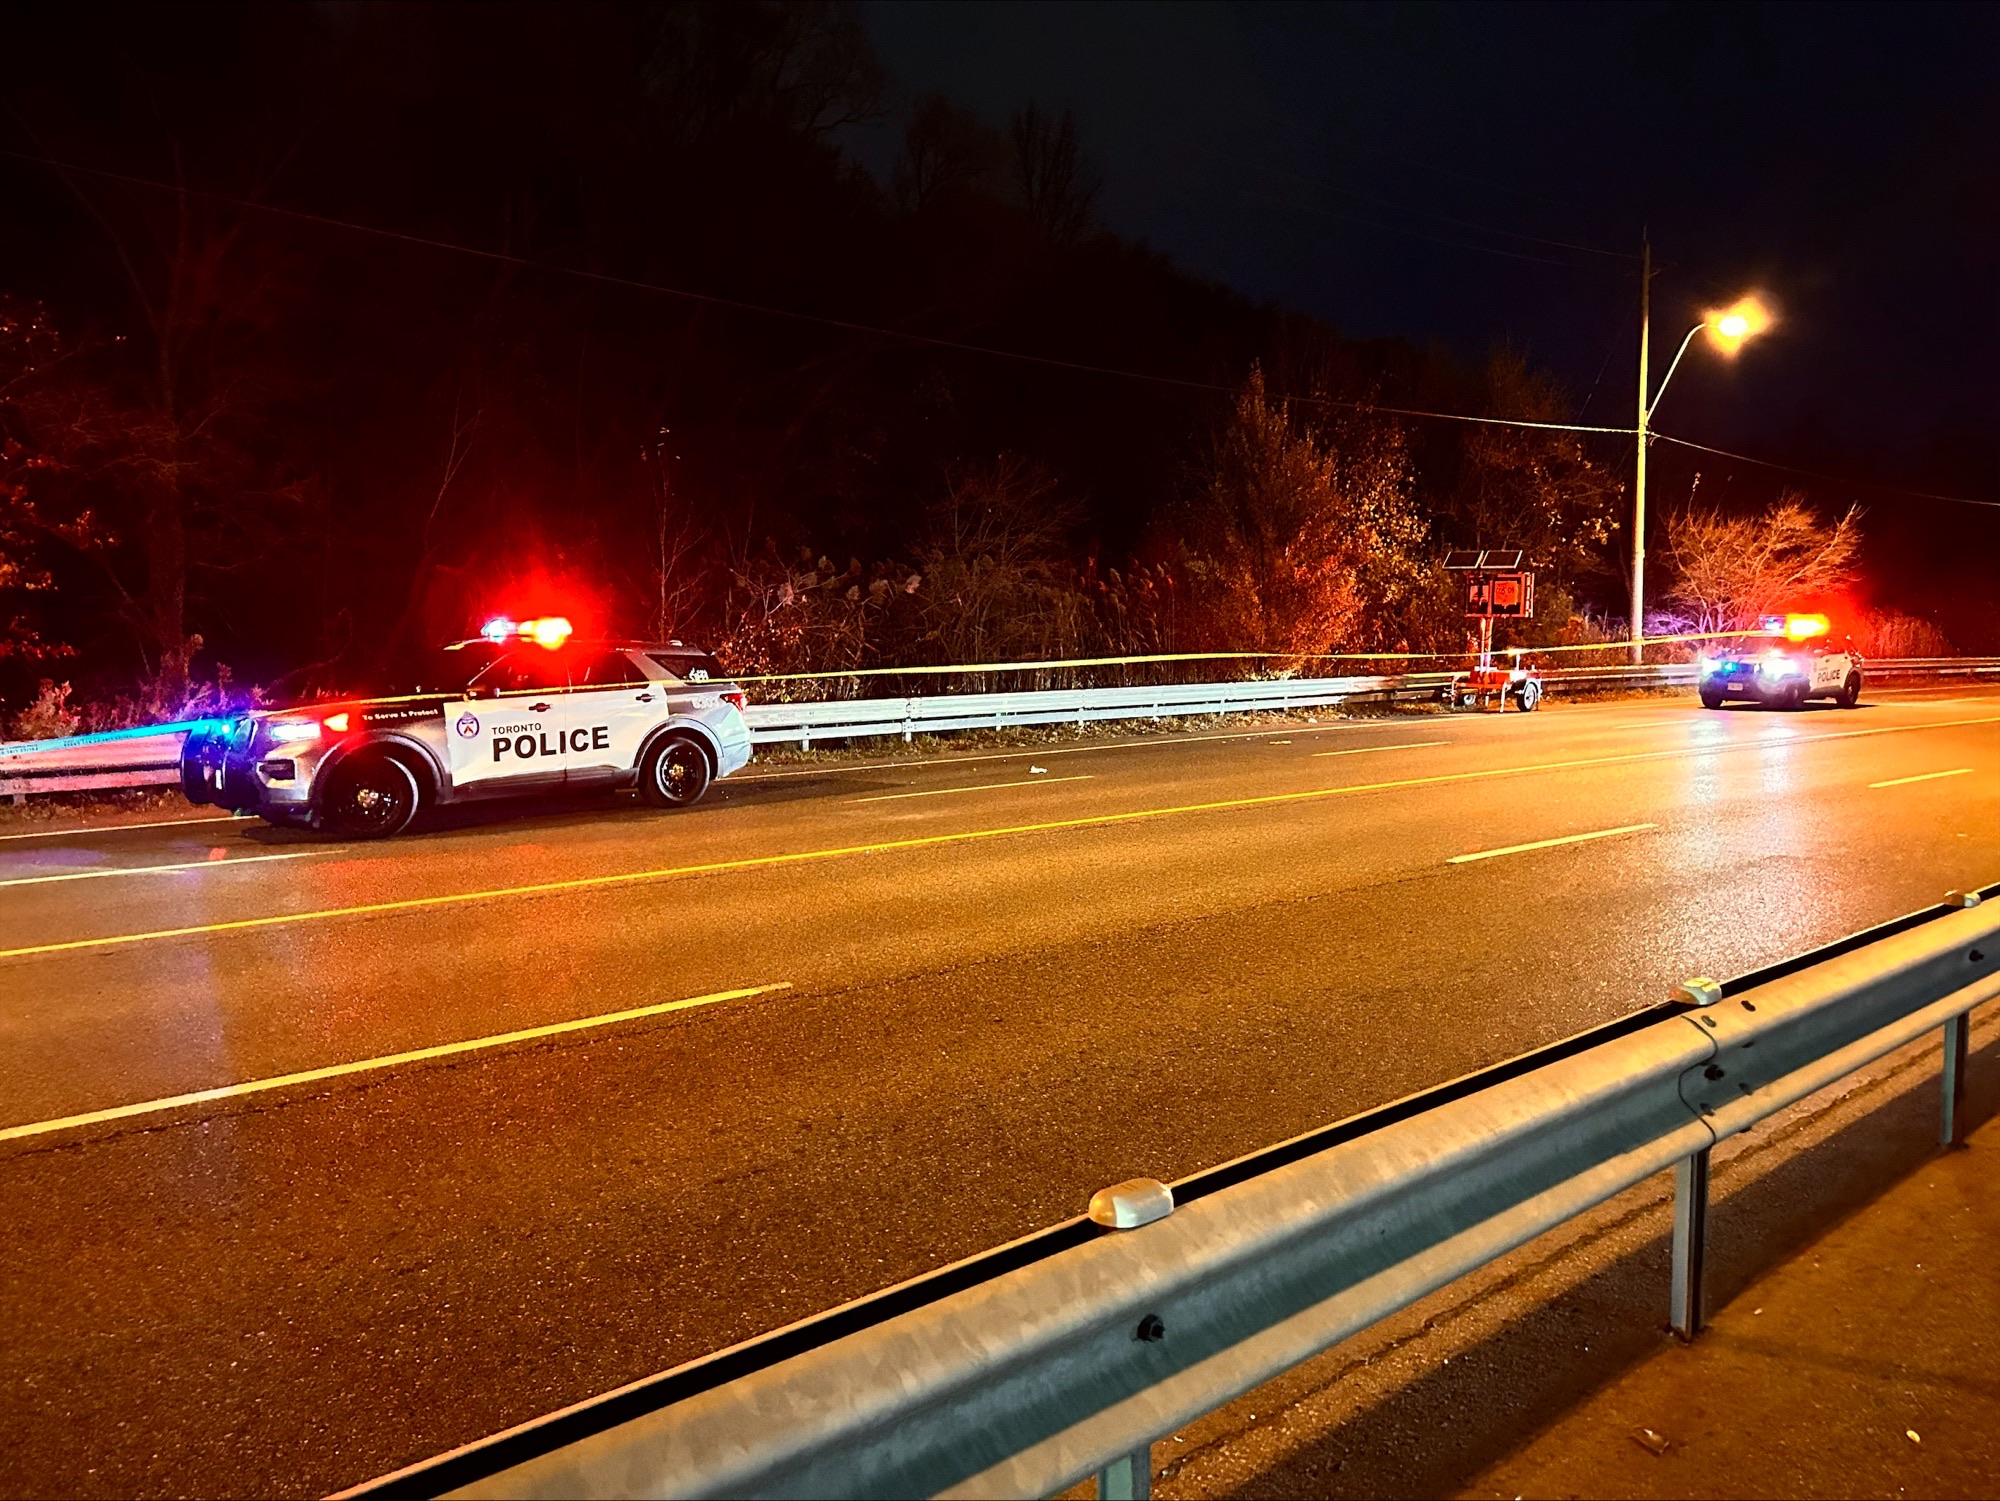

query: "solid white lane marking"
(1449, 823), (1657, 864)
(849, 775), (1093, 803)
(1312, 741), (1447, 758)
(1870, 767), (1974, 789)
(0, 983), (792, 1147)
(0, 850), (319, 889)
(0, 813), (255, 843)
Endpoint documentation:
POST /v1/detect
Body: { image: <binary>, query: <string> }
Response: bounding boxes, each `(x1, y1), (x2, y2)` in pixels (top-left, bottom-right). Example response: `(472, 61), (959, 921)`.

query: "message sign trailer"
(1441, 550), (1544, 712)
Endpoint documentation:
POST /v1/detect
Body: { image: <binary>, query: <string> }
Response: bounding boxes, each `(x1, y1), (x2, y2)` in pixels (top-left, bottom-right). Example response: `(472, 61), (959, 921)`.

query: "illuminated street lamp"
(1630, 240), (1770, 662)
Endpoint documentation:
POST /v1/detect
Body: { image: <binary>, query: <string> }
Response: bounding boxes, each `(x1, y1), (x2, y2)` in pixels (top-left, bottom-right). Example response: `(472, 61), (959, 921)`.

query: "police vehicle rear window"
(648, 651), (727, 683)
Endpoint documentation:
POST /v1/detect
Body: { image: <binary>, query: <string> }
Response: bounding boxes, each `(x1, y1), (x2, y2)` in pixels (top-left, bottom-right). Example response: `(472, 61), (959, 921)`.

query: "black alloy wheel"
(1836, 672), (1862, 708)
(319, 753), (420, 839)
(641, 736), (712, 808)
(1699, 690), (1725, 710)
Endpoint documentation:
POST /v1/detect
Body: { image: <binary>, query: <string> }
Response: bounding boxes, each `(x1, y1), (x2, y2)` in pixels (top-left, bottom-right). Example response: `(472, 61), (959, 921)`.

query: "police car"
(1696, 614), (1864, 710)
(181, 617), (753, 837)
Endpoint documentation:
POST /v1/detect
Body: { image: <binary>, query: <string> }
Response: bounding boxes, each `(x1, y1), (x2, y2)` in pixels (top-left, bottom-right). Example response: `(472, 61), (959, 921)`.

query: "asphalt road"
(3, 686), (1998, 1497)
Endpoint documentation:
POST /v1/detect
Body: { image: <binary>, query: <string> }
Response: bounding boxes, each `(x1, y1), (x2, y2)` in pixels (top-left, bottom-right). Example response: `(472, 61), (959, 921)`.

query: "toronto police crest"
(455, 713), (480, 738)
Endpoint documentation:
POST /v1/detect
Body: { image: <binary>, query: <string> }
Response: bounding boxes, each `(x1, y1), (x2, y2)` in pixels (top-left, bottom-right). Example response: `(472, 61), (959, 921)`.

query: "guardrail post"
(1096, 1446), (1152, 1500)
(1670, 1147), (1709, 1340)
(1943, 1011), (1971, 1147)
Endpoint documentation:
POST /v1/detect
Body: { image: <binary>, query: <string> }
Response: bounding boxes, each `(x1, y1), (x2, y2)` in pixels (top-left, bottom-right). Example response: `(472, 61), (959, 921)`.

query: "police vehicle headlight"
(264, 717), (323, 744)
(1757, 652), (1798, 679)
(1696, 653), (1715, 677)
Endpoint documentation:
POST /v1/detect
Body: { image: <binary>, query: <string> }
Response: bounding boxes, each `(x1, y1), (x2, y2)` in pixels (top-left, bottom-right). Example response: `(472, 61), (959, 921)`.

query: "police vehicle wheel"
(1699, 690), (1725, 710)
(641, 736), (711, 809)
(319, 753), (420, 839)
(1836, 672), (1862, 708)
(1515, 679), (1542, 712)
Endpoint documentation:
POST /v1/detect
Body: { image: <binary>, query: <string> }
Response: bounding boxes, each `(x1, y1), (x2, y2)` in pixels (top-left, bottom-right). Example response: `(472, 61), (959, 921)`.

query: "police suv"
(1696, 614), (1864, 711)
(181, 618), (753, 837)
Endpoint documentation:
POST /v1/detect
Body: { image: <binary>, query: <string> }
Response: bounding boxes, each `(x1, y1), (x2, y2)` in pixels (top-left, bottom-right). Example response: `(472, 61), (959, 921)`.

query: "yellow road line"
(1870, 767), (1974, 789)
(1311, 741), (1448, 758)
(0, 983), (791, 1146)
(1448, 822), (1657, 865)
(0, 813), (255, 843)
(848, 775), (1093, 804)
(0, 850), (317, 889)
(7, 712), (1998, 964)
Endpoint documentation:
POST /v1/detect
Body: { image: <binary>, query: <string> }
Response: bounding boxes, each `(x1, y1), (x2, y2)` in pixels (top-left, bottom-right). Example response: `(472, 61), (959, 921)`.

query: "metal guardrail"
(343, 886), (2000, 1500)
(1, 657), (1993, 797)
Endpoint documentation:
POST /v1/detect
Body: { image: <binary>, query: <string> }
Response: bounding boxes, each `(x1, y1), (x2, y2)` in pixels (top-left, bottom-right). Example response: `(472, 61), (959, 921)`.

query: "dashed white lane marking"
(1870, 768), (1974, 789)
(1311, 741), (1448, 759)
(0, 983), (792, 1146)
(1449, 823), (1657, 865)
(849, 775), (1093, 804)
(0, 813), (255, 843)
(0, 850), (318, 889)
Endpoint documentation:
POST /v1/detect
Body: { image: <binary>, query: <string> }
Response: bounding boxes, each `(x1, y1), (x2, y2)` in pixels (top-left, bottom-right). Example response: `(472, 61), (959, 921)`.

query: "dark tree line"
(4, 2), (1668, 725)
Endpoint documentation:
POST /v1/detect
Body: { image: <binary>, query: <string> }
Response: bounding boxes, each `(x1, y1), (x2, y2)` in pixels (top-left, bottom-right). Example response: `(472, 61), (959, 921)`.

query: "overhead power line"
(1651, 432), (2000, 511)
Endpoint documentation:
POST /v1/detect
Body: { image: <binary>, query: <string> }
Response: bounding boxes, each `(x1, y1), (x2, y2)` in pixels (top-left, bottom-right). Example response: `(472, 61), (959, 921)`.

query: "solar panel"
(1480, 549), (1523, 569)
(1442, 549), (1484, 570)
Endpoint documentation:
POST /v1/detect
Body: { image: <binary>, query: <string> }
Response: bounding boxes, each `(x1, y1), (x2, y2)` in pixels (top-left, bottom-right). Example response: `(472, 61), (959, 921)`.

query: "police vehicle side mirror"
(466, 684), (496, 700)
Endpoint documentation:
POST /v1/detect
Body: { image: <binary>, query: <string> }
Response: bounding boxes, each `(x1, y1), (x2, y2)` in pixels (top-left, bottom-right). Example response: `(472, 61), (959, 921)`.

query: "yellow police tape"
(723, 631), (1739, 685)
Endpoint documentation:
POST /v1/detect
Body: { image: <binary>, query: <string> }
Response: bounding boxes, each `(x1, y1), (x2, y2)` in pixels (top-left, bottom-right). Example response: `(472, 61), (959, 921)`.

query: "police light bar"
(479, 615), (575, 648)
(1760, 613), (1831, 641)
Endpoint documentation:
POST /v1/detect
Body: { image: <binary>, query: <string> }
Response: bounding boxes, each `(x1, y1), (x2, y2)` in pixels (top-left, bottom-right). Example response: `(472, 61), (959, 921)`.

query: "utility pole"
(1631, 238), (1652, 666)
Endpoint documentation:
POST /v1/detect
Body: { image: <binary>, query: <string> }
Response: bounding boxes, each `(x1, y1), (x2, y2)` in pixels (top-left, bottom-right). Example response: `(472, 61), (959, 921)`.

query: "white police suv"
(181, 617), (753, 837)
(1696, 614), (1864, 710)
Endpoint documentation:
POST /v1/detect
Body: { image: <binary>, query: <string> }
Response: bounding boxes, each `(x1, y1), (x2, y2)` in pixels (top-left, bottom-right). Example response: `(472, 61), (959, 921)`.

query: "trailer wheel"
(1515, 679), (1543, 712)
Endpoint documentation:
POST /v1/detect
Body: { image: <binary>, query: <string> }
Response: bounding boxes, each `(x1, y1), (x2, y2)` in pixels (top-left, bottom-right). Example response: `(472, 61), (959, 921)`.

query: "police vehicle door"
(444, 649), (574, 791)
(564, 649), (665, 784)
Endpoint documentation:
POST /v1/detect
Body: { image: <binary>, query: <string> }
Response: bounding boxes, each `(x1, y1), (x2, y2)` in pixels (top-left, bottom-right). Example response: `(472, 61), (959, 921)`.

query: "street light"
(1629, 243), (1770, 663)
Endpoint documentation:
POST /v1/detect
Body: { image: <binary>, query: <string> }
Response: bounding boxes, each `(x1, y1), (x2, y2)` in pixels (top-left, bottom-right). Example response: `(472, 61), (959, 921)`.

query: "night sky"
(854, 1), (1998, 493)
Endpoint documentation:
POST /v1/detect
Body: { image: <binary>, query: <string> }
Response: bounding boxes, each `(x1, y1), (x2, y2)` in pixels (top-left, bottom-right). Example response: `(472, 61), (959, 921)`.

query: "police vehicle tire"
(1836, 672), (1862, 708)
(640, 735), (712, 809)
(1516, 679), (1543, 712)
(319, 752), (420, 839)
(1699, 690), (1725, 710)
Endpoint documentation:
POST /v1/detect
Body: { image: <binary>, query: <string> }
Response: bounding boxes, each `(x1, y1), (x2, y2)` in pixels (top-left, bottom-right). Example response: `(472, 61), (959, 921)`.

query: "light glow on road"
(5, 712), (1996, 963)
(848, 775), (1093, 803)
(1448, 823), (1656, 864)
(1311, 741), (1448, 758)
(0, 814), (256, 843)
(1870, 767), (1974, 789)
(0, 982), (792, 1146)
(0, 850), (320, 889)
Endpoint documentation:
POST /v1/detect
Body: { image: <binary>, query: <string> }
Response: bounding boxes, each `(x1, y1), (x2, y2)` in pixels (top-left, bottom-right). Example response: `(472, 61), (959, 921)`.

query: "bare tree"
(1662, 491), (1862, 633)
(893, 95), (1007, 211)
(916, 454), (1084, 664)
(1008, 104), (1098, 243)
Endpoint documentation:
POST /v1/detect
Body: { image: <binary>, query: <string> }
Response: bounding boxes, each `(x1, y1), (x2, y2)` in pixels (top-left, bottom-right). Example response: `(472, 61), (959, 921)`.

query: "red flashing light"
(1783, 613), (1830, 641)
(323, 712), (351, 733)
